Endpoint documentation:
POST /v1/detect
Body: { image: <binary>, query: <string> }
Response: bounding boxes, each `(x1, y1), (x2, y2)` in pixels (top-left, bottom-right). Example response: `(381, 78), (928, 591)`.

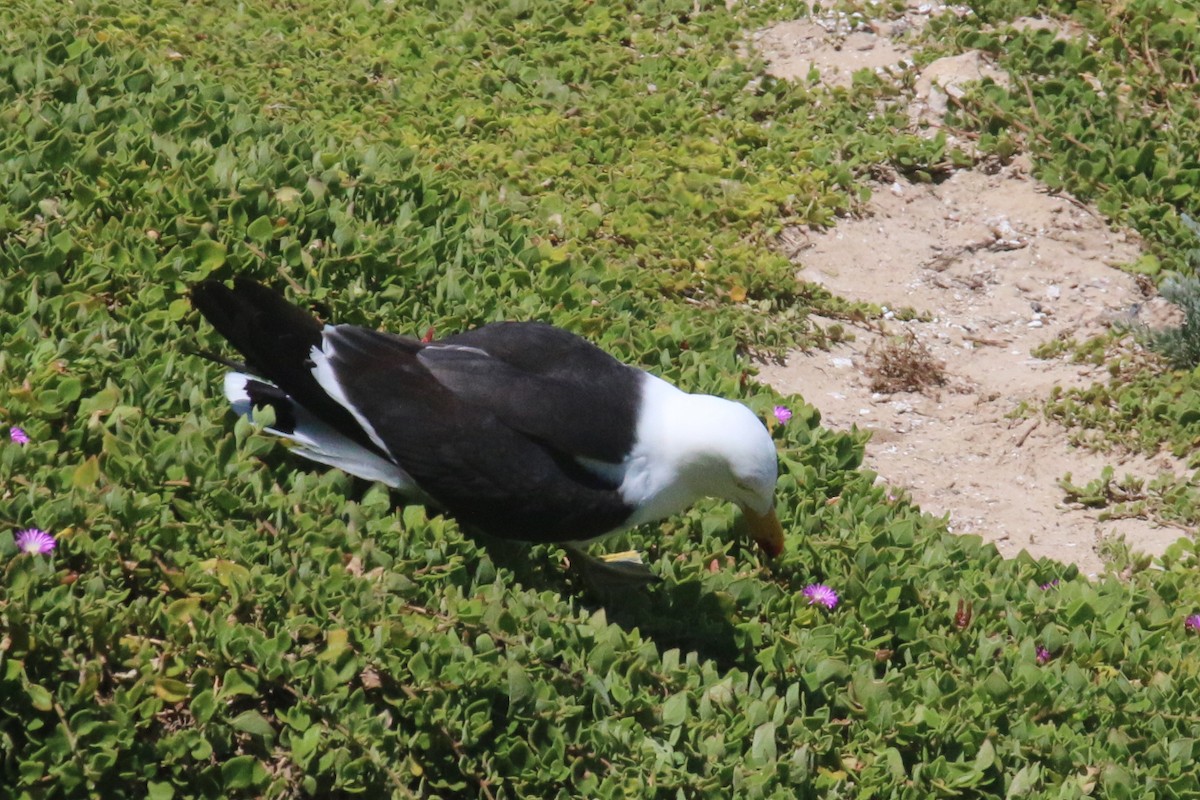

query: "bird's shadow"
(470, 534), (751, 673)
(590, 576), (748, 673)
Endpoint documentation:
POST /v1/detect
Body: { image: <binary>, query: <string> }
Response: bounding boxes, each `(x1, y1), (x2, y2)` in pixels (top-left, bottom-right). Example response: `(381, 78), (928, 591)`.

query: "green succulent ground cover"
(6, 0), (1200, 797)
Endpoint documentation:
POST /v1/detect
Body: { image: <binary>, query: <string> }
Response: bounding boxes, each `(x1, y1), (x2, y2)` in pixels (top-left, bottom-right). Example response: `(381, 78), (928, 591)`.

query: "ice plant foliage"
(8, 1), (1200, 796)
(803, 583), (839, 609)
(772, 405), (792, 425)
(14, 528), (55, 555)
(9, 426), (29, 445)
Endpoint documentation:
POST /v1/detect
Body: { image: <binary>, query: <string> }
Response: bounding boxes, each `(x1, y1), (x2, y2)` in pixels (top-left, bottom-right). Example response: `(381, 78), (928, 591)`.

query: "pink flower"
(773, 406), (792, 425)
(1036, 646), (1052, 665)
(1186, 614), (1200, 633)
(14, 528), (55, 555)
(9, 426), (29, 445)
(802, 583), (839, 609)
(1040, 579), (1060, 590)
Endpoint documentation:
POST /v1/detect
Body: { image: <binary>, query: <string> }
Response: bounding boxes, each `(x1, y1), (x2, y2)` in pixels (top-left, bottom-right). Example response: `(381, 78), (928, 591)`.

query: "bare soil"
(751, 6), (1190, 576)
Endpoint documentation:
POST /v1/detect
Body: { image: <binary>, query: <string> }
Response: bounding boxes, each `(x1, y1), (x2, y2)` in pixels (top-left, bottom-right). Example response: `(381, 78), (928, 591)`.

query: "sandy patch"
(752, 20), (913, 88)
(750, 5), (1190, 576)
(909, 51), (1009, 130)
(750, 1), (974, 88)
(762, 164), (1188, 577)
(1007, 15), (1089, 41)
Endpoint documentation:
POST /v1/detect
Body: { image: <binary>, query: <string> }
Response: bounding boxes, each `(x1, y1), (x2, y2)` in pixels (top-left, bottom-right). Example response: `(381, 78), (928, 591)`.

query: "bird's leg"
(561, 543), (661, 591)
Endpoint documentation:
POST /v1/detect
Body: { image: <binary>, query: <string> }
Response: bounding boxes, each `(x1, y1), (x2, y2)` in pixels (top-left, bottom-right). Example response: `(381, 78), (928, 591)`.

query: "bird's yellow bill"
(741, 505), (784, 558)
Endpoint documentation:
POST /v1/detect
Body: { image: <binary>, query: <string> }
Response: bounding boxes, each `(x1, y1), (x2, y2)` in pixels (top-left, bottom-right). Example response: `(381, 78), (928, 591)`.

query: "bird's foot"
(562, 544), (661, 592)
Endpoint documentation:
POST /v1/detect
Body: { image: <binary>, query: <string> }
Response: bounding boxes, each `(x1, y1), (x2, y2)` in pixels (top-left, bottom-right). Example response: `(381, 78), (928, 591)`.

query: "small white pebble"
(1028, 320), (1043, 328)
(1046, 285), (1061, 299)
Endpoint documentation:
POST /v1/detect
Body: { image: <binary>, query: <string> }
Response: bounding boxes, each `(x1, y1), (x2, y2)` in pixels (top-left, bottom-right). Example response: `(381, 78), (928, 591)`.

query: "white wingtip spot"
(223, 372), (254, 416)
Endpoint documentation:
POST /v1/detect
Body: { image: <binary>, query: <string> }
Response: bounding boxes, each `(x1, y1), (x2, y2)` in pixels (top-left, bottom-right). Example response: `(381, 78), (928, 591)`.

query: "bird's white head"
(685, 394), (778, 512)
(629, 376), (785, 556)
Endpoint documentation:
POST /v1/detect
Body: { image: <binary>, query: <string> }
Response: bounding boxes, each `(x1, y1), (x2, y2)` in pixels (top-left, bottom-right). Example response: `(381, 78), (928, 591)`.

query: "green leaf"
(318, 628), (349, 662)
(190, 690), (218, 724)
(507, 663), (534, 708)
(79, 384), (121, 416)
(661, 691), (688, 727)
(983, 669), (1010, 699)
(292, 725), (321, 760)
(154, 678), (190, 703)
(72, 456), (101, 489)
(147, 781), (174, 800)
(221, 755), (267, 790)
(191, 240), (227, 272)
(1101, 763), (1133, 798)
(247, 215), (274, 243)
(749, 721), (777, 765)
(231, 709), (275, 739)
(165, 597), (203, 624)
(26, 683), (53, 712)
(1006, 762), (1040, 797)
(57, 377), (82, 403)
(973, 738), (995, 771)
(198, 559), (251, 590)
(219, 668), (259, 698)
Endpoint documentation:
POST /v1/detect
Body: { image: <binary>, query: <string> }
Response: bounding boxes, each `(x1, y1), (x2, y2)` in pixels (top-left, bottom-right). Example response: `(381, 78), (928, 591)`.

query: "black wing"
(320, 325), (634, 540)
(421, 321), (642, 463)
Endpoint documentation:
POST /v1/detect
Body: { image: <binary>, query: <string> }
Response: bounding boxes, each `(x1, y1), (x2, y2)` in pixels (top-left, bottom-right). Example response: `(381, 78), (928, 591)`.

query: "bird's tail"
(190, 278), (323, 396)
(191, 278), (386, 459)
